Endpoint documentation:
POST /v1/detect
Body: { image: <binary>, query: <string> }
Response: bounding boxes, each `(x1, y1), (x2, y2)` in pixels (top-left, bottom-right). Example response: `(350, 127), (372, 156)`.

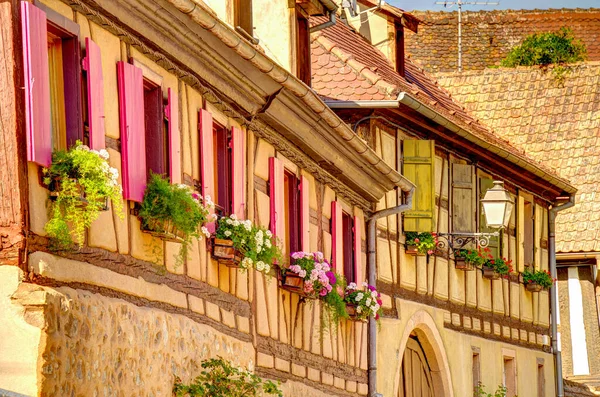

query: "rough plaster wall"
(252, 0), (292, 71)
(39, 287), (255, 396)
(558, 267), (574, 376)
(578, 267), (600, 375)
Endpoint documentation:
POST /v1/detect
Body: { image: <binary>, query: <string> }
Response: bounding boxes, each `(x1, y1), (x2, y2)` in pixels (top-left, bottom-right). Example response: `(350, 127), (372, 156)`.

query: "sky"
(389, 0), (600, 11)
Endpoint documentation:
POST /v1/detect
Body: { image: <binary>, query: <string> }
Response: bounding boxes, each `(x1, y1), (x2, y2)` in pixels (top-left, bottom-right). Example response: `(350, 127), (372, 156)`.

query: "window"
(537, 362), (545, 397)
(403, 140), (435, 232)
(472, 348), (481, 396)
(503, 356), (517, 397)
(395, 24), (405, 77)
(143, 79), (167, 178)
(284, 171), (301, 255)
(45, 8), (83, 150)
(524, 199), (535, 266)
(213, 122), (232, 216)
(234, 0), (253, 36)
(480, 176), (500, 257)
(342, 212), (355, 282)
(295, 6), (311, 86)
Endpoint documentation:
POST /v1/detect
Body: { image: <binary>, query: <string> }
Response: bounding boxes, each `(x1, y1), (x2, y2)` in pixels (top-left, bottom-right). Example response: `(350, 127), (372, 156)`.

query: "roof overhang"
(356, 0), (420, 32)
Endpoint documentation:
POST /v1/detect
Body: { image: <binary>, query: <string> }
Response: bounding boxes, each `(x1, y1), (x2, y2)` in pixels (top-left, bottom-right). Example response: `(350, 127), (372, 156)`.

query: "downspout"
(549, 195), (575, 397)
(367, 187), (415, 397)
(310, 10), (336, 33)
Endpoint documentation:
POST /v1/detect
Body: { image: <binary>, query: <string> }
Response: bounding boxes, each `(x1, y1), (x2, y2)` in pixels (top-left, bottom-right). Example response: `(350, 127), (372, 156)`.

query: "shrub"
(501, 28), (586, 67)
(173, 357), (282, 397)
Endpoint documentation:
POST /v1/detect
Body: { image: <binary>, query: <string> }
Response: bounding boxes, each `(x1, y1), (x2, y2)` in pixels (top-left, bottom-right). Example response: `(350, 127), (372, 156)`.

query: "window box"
(345, 303), (365, 322)
(525, 282), (543, 293)
(482, 266), (501, 280)
(210, 237), (243, 268)
(405, 244), (420, 256)
(141, 218), (186, 243)
(454, 257), (476, 271)
(277, 266), (310, 298)
(48, 176), (108, 211)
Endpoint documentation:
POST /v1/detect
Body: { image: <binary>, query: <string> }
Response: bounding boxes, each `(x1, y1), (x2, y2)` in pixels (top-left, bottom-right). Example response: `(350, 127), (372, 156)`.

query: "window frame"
(284, 170), (301, 256)
(502, 350), (517, 397)
(213, 121), (232, 216)
(342, 211), (355, 282)
(143, 78), (167, 179)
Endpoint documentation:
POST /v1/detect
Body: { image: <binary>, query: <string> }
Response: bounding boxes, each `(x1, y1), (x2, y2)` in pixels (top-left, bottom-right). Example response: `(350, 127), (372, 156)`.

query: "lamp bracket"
(436, 232), (500, 255)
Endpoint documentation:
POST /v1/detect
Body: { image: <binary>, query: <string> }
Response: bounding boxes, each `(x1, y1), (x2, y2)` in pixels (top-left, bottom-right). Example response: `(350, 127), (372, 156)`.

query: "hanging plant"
(405, 232), (437, 255)
(43, 141), (124, 248)
(481, 249), (513, 280)
(454, 248), (484, 271)
(521, 268), (554, 292)
(139, 173), (213, 265)
(213, 215), (281, 276)
(344, 282), (383, 322)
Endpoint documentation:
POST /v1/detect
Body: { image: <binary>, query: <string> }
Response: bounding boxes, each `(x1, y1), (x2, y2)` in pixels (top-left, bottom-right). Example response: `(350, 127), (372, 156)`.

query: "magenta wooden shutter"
(231, 126), (245, 218)
(167, 88), (181, 183)
(269, 157), (284, 237)
(117, 61), (145, 202)
(199, 109), (215, 231)
(83, 37), (105, 150)
(354, 215), (362, 283)
(21, 2), (51, 167)
(331, 201), (342, 269)
(300, 175), (310, 251)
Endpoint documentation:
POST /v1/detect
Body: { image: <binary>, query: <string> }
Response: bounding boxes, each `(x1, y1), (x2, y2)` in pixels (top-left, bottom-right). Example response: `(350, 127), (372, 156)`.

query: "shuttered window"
(284, 171), (301, 255)
(83, 38), (105, 150)
(403, 140), (435, 232)
(342, 212), (355, 282)
(231, 127), (245, 218)
(213, 122), (231, 216)
(199, 109), (215, 231)
(299, 175), (310, 251)
(117, 61), (146, 202)
(269, 157), (284, 238)
(166, 88), (181, 183)
(331, 201), (343, 270)
(143, 79), (166, 178)
(452, 163), (475, 233)
(295, 7), (311, 86)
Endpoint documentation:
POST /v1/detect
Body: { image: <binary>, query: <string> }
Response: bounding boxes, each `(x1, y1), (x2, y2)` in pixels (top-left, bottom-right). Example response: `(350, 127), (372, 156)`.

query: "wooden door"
(398, 338), (434, 397)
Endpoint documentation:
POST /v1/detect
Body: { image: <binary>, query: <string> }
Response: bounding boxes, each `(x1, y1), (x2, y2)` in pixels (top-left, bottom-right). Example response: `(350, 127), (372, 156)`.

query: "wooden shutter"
(199, 109), (215, 231)
(83, 37), (105, 150)
(21, 2), (51, 167)
(269, 157), (284, 237)
(231, 126), (245, 218)
(331, 201), (342, 270)
(479, 176), (499, 257)
(403, 140), (435, 232)
(117, 61), (145, 202)
(452, 163), (474, 233)
(300, 175), (310, 251)
(166, 88), (181, 183)
(354, 215), (362, 283)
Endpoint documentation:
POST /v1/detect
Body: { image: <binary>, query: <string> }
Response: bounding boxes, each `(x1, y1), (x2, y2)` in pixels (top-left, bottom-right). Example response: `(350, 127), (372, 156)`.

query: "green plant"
(501, 27), (586, 83)
(484, 256), (513, 276)
(43, 141), (124, 247)
(522, 268), (554, 289)
(139, 173), (212, 264)
(474, 383), (509, 397)
(215, 215), (281, 275)
(405, 232), (437, 255)
(173, 357), (282, 397)
(456, 248), (485, 267)
(344, 282), (382, 321)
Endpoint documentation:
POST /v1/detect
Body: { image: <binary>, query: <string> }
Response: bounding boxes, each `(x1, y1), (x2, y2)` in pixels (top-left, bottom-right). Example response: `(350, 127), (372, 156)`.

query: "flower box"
(525, 282), (543, 292)
(454, 257), (476, 271)
(405, 245), (419, 255)
(482, 266), (501, 280)
(141, 218), (186, 243)
(277, 267), (310, 298)
(346, 303), (367, 322)
(49, 177), (108, 210)
(210, 237), (243, 267)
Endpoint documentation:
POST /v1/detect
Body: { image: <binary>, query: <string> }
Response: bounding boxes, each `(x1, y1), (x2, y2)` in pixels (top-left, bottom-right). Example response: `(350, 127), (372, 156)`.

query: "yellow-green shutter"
(403, 140), (435, 232)
(452, 163), (474, 233)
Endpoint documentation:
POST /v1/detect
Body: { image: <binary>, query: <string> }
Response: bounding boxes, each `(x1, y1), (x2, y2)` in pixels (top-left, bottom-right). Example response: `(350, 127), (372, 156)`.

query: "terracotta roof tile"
(436, 64), (600, 252)
(405, 8), (600, 74)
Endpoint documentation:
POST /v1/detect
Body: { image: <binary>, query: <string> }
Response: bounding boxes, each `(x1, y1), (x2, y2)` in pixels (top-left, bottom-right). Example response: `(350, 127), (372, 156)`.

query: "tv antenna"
(434, 0), (499, 72)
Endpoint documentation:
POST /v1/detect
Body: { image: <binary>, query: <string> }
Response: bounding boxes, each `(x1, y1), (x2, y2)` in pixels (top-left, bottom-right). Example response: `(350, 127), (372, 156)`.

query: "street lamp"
(480, 181), (514, 229)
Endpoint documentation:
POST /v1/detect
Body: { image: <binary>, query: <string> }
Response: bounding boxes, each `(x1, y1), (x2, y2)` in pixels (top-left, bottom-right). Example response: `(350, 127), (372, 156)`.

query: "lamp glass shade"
(481, 181), (514, 229)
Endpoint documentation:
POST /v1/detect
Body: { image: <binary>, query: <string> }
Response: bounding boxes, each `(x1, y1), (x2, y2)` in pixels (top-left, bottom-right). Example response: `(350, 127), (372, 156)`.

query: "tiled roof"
(310, 18), (572, 194)
(405, 9), (600, 73)
(436, 64), (600, 253)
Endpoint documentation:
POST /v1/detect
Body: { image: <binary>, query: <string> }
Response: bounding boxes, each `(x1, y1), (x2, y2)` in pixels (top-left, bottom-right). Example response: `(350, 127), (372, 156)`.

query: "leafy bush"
(43, 141), (124, 247)
(173, 357), (282, 397)
(405, 232), (437, 255)
(215, 215), (281, 275)
(501, 28), (586, 67)
(139, 173), (212, 264)
(474, 383), (509, 397)
(522, 268), (554, 289)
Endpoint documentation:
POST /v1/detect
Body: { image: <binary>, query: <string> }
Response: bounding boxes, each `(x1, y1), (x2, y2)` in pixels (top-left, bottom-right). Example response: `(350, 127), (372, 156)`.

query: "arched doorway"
(398, 336), (434, 397)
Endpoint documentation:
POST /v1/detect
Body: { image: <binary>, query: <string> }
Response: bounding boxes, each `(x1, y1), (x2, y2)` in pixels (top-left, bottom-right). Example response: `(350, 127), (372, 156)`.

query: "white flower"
(232, 220), (240, 227)
(98, 149), (109, 160)
(211, 214), (218, 220)
(243, 220), (252, 232)
(365, 298), (372, 307)
(298, 269), (307, 278)
(226, 219), (233, 225)
(205, 195), (214, 208)
(356, 306), (363, 314)
(372, 304), (380, 312)
(371, 291), (378, 300)
(241, 239), (246, 245)
(230, 214), (237, 220)
(355, 293), (364, 302)
(201, 227), (211, 238)
(265, 239), (271, 248)
(256, 261), (265, 271)
(362, 281), (369, 288)
(265, 230), (272, 238)
(76, 144), (90, 151)
(224, 230), (232, 237)
(109, 167), (119, 180)
(347, 282), (357, 290)
(264, 264), (270, 274)
(241, 257), (253, 269)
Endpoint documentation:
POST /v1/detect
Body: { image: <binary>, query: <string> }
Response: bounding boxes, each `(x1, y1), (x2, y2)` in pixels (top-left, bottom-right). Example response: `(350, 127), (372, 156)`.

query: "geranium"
(285, 251), (347, 328)
(215, 216), (281, 276)
(455, 248), (486, 267)
(522, 268), (554, 289)
(484, 255), (512, 276)
(344, 282), (383, 321)
(405, 232), (438, 255)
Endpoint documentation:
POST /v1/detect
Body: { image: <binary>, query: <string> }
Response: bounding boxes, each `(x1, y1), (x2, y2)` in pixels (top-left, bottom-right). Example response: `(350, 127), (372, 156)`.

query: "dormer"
(340, 0), (419, 76)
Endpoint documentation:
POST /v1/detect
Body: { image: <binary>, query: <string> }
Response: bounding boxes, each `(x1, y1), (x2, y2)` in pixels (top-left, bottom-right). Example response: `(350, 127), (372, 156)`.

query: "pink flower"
(427, 250), (434, 255)
(414, 238), (420, 243)
(326, 271), (336, 285)
(304, 281), (314, 294)
(291, 252), (305, 260)
(319, 288), (328, 297)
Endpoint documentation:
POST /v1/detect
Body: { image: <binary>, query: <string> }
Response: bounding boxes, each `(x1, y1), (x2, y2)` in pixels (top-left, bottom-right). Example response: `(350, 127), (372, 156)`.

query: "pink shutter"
(199, 109), (215, 232)
(300, 175), (310, 251)
(167, 88), (181, 183)
(117, 61), (145, 202)
(21, 2), (51, 167)
(331, 201), (342, 269)
(354, 215), (362, 283)
(231, 126), (245, 218)
(269, 157), (284, 237)
(83, 38), (105, 150)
